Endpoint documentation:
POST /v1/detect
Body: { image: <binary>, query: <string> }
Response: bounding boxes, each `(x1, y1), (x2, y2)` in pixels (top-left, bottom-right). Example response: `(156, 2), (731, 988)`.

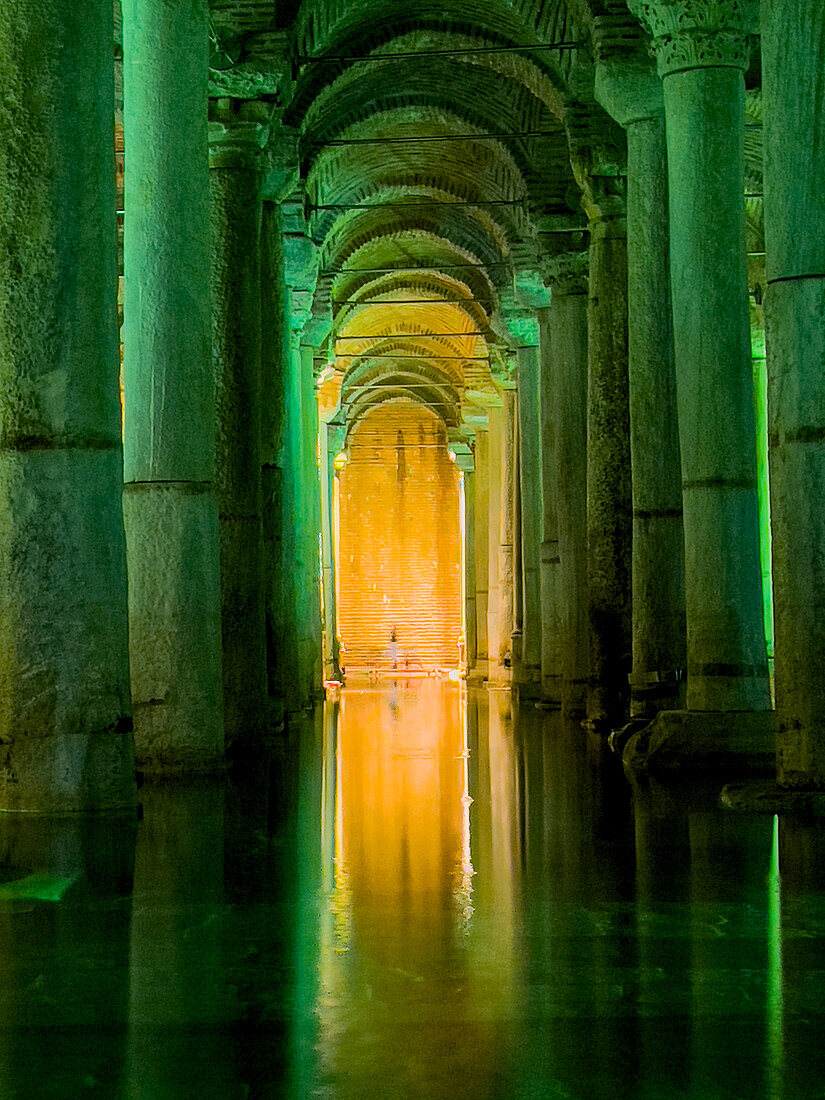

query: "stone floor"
(1, 681), (824, 1098)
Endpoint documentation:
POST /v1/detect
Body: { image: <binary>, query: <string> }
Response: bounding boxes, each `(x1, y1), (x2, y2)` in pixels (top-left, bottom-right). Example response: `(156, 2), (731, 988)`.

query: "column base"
(124, 485), (225, 773)
(0, 724), (136, 814)
(622, 709), (774, 776)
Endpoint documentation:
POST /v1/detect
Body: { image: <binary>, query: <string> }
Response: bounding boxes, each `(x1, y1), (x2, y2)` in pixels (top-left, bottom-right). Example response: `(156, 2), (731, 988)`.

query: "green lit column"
(322, 423), (345, 681)
(122, 0), (223, 772)
(260, 198), (289, 703)
(595, 22), (686, 719)
(546, 252), (590, 718)
(209, 115), (269, 749)
(0, 0), (134, 810)
(300, 346), (323, 700)
(763, 0), (825, 786)
(498, 390), (517, 675)
(516, 343), (543, 695)
(537, 308), (563, 705)
(630, 0), (769, 719)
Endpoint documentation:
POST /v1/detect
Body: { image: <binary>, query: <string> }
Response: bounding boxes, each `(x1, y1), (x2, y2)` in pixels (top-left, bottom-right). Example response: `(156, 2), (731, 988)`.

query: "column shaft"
(664, 67), (769, 711)
(463, 469), (478, 671)
(762, 0), (825, 783)
(122, 0), (223, 771)
(587, 220), (631, 726)
(626, 114), (686, 716)
(0, 0), (133, 809)
(548, 261), (590, 717)
(498, 392), (517, 671)
(474, 429), (491, 676)
(517, 345), (543, 692)
(210, 131), (268, 746)
(486, 408), (503, 677)
(538, 310), (563, 703)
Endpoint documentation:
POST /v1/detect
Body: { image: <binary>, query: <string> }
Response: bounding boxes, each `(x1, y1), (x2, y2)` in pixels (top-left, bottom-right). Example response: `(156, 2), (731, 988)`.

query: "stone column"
(486, 409), (503, 678)
(456, 456), (477, 673)
(511, 403), (523, 677)
(322, 424), (345, 681)
(122, 0), (223, 773)
(762, 0), (825, 786)
(584, 182), (632, 729)
(537, 309), (563, 705)
(546, 253), (590, 718)
(629, 0), (769, 716)
(279, 337), (321, 711)
(0, 0), (134, 810)
(473, 428), (491, 679)
(300, 346), (323, 698)
(209, 116), (269, 749)
(594, 23), (686, 719)
(260, 199), (289, 703)
(516, 344), (543, 695)
(498, 390), (517, 672)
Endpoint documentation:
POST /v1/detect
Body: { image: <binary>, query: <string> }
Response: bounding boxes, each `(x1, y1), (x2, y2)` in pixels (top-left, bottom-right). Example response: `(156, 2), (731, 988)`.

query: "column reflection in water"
(315, 681), (519, 1096)
(0, 814), (136, 1096)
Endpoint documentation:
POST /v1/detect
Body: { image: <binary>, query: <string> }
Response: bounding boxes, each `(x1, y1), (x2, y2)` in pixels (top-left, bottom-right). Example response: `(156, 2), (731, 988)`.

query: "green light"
(0, 872), (78, 902)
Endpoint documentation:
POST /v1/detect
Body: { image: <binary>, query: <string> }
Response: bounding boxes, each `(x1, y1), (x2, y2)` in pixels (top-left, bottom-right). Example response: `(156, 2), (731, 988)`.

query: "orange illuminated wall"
(337, 402), (462, 669)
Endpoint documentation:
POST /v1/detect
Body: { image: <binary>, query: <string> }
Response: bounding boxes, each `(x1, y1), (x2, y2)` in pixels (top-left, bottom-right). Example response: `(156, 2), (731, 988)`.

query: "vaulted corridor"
(3, 0), (825, 1093)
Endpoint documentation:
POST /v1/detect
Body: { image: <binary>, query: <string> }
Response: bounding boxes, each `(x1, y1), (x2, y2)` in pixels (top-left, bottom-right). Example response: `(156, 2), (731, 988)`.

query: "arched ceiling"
(204, 0), (765, 439)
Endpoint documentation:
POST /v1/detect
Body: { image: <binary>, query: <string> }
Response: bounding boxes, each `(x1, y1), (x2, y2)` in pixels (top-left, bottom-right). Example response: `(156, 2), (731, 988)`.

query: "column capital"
(208, 104), (270, 169)
(543, 251), (590, 297)
(628, 0), (757, 77)
(565, 102), (627, 236)
(593, 17), (663, 128)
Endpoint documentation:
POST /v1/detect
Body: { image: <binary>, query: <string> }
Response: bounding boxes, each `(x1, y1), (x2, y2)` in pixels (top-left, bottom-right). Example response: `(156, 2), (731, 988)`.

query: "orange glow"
(337, 402), (462, 669)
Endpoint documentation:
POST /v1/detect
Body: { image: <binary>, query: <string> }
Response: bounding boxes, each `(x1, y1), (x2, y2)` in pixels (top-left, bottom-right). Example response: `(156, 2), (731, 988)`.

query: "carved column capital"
(593, 16), (663, 128)
(565, 102), (627, 237)
(543, 251), (590, 297)
(628, 0), (757, 77)
(208, 101), (271, 170)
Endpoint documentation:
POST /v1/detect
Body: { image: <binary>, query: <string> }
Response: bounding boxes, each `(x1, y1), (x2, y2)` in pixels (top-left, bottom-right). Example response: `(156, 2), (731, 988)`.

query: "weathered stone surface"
(762, 0), (825, 788)
(516, 344), (542, 693)
(122, 0), (224, 771)
(0, 0), (133, 810)
(623, 709), (774, 776)
(210, 124), (269, 744)
(123, 485), (224, 773)
(537, 309), (563, 705)
(586, 215), (631, 728)
(546, 256), (589, 718)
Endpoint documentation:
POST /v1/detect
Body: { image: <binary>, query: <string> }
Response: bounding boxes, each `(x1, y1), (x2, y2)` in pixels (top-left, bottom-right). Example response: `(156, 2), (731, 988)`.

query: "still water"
(1, 681), (825, 1098)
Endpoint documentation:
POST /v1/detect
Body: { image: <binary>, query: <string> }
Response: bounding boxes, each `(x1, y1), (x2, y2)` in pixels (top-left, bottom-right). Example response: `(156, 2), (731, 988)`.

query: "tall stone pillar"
(579, 171), (632, 729)
(516, 344), (543, 695)
(209, 116), (269, 749)
(546, 253), (590, 718)
(322, 424), (345, 681)
(456, 457), (477, 673)
(594, 23), (686, 720)
(473, 428), (491, 678)
(260, 199), (289, 704)
(300, 347), (323, 697)
(537, 309), (563, 705)
(486, 408), (503, 678)
(279, 337), (322, 711)
(629, 0), (769, 717)
(511, 401), (523, 676)
(762, 0), (825, 786)
(122, 0), (223, 773)
(497, 390), (517, 673)
(0, 0), (134, 810)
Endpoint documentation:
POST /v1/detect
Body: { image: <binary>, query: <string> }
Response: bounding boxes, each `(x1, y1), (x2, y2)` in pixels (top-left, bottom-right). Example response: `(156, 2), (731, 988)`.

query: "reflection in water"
(2, 687), (825, 1096)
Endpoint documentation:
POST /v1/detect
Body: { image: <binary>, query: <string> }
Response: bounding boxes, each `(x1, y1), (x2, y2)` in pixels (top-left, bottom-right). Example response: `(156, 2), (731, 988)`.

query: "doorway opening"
(336, 401), (463, 673)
